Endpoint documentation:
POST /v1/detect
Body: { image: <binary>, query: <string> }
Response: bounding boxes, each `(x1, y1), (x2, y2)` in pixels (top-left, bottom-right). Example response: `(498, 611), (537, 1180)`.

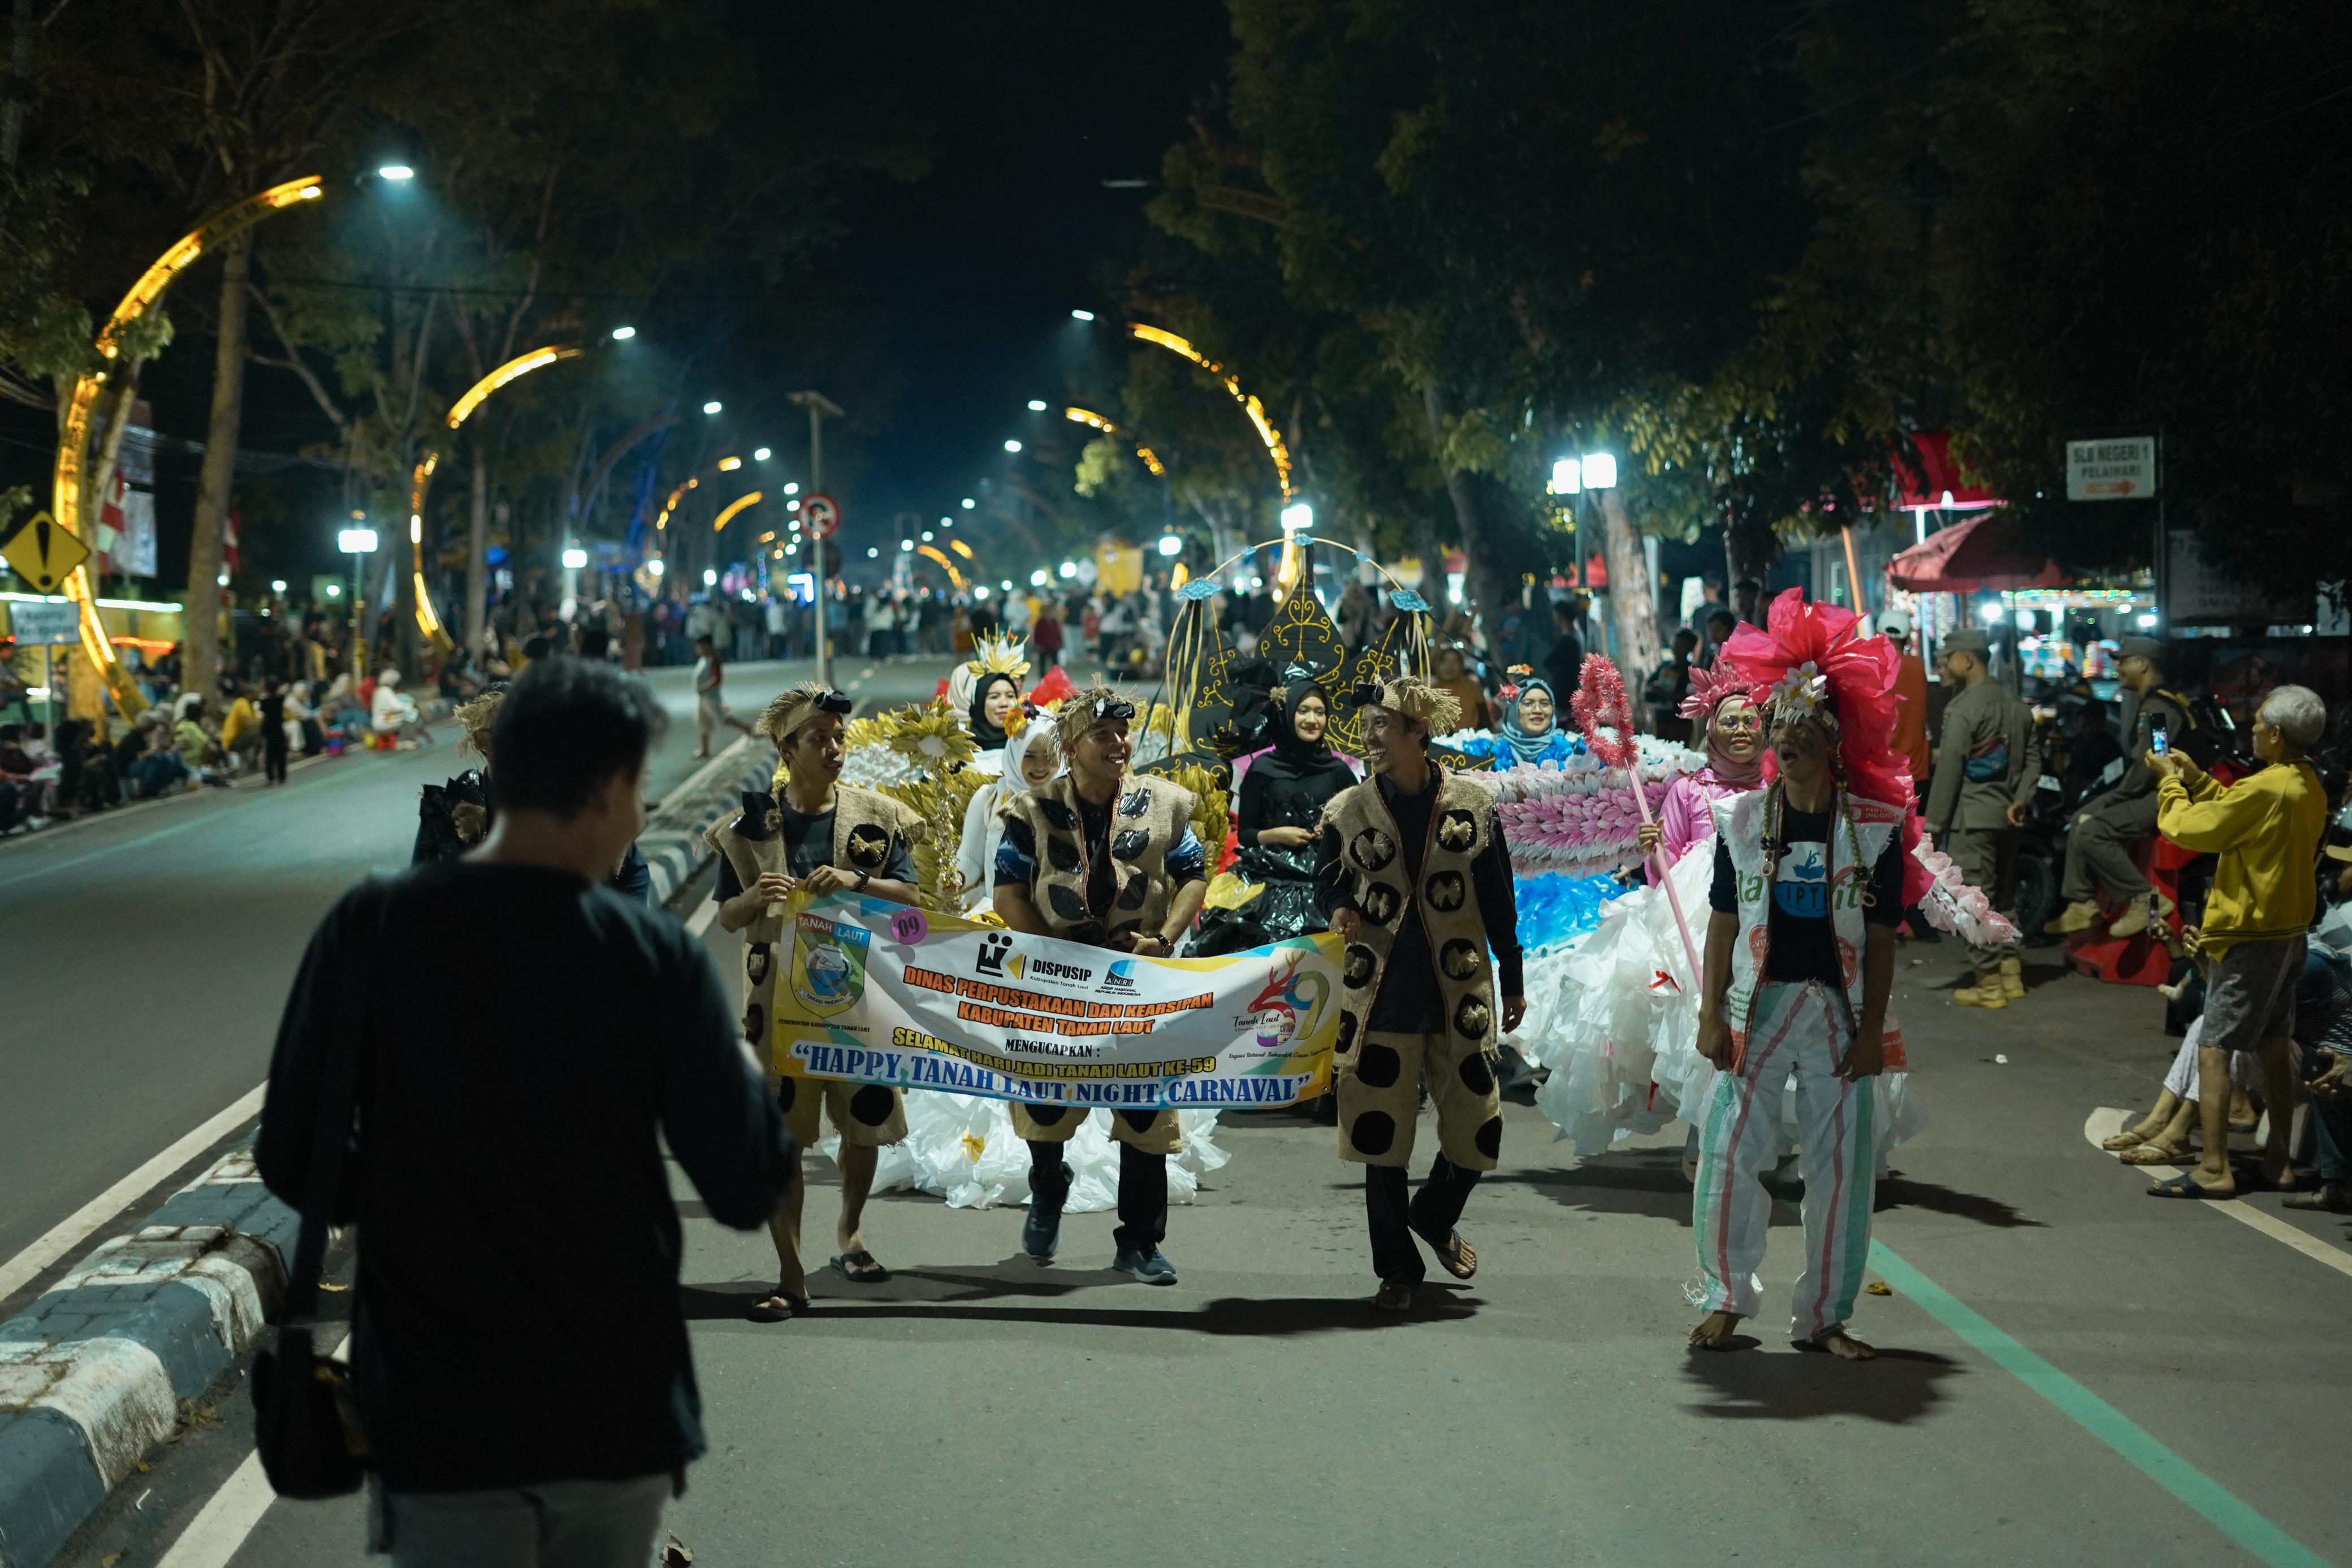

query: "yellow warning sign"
(1, 513), (90, 593)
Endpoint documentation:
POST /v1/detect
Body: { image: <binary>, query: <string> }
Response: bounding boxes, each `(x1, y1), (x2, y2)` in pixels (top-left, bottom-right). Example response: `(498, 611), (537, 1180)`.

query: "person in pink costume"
(1643, 663), (1765, 867)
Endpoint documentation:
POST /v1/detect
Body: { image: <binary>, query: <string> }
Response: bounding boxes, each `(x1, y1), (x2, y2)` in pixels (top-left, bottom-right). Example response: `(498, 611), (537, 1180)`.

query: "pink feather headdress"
(1675, 660), (1748, 722)
(1719, 587), (1908, 810)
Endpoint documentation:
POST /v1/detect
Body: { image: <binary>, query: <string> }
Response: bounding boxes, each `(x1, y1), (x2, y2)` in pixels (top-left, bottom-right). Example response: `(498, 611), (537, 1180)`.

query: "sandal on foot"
(746, 1286), (810, 1323)
(2282, 1183), (2352, 1214)
(1372, 1281), (1416, 1313)
(2117, 1143), (2186, 1166)
(2100, 1129), (2152, 1151)
(2148, 1172), (2233, 1199)
(831, 1250), (890, 1284)
(1412, 1225), (1477, 1280)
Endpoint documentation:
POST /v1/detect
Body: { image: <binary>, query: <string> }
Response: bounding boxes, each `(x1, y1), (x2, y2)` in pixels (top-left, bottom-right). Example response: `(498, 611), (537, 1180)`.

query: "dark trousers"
(1365, 1156), (1480, 1287)
(263, 731), (288, 783)
(1028, 1138), (1166, 1253)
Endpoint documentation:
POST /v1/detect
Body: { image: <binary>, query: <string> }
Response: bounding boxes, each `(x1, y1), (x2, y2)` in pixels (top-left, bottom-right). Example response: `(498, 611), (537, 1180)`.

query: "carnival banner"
(772, 891), (1342, 1112)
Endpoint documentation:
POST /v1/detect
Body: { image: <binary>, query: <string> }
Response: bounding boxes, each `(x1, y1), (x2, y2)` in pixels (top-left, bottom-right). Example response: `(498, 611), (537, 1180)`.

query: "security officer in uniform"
(1925, 627), (2041, 1008)
(2047, 635), (2193, 939)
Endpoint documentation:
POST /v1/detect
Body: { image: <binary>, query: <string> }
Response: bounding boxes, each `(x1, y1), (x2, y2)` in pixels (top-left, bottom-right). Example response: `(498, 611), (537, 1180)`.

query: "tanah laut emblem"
(791, 912), (870, 1017)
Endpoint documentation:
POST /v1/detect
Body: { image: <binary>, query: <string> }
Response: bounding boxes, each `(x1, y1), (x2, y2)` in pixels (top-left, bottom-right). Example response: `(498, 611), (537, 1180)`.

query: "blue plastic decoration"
(1389, 589), (1430, 612)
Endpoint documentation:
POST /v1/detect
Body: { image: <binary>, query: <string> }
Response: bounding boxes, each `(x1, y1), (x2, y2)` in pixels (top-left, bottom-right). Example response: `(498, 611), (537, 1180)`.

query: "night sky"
(792, 2), (1231, 536)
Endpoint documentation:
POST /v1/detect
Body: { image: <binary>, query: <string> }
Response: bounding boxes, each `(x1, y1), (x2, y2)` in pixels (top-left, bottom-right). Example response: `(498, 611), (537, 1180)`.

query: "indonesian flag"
(96, 470), (126, 574)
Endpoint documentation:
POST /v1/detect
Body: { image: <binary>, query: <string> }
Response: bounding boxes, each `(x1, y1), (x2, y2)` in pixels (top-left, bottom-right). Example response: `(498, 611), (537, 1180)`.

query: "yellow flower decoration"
(883, 700), (978, 773)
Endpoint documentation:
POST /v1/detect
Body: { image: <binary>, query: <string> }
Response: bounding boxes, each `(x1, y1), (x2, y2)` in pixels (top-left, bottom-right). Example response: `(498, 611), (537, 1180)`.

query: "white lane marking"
(0, 1085), (267, 1302)
(2083, 1107), (2352, 1281)
(153, 1334), (350, 1568)
(686, 896), (719, 938)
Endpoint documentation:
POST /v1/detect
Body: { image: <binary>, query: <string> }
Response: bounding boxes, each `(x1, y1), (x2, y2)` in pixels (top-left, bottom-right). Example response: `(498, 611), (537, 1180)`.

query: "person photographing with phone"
(2047, 635), (2193, 939)
(2145, 684), (2329, 1199)
(708, 683), (924, 1319)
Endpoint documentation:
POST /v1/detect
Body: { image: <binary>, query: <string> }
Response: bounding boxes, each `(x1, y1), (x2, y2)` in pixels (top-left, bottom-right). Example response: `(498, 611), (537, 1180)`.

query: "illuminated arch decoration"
(711, 491), (764, 533)
(914, 543), (966, 589)
(1063, 406), (1166, 478)
(408, 345), (582, 653)
(1125, 326), (1289, 499)
(51, 175), (325, 714)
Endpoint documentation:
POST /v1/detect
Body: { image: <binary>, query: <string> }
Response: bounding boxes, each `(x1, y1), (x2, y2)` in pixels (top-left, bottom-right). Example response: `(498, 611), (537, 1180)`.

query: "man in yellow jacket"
(2148, 684), (2330, 1198)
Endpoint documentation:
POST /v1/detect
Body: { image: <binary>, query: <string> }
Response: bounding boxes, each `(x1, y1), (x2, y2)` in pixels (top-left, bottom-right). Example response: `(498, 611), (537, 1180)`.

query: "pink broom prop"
(1573, 653), (1700, 990)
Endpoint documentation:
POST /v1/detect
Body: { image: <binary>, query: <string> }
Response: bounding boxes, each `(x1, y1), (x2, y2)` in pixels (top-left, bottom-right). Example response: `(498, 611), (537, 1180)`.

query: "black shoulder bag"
(250, 890), (380, 1498)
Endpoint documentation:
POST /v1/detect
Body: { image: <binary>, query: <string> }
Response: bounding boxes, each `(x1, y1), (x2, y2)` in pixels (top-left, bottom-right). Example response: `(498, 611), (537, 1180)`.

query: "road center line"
(1869, 1241), (2328, 1567)
(2083, 1108), (2352, 1281)
(0, 1084), (267, 1302)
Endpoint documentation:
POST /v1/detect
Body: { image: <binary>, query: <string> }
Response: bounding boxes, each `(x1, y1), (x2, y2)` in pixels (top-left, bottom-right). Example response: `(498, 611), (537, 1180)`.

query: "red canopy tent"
(1888, 512), (2065, 593)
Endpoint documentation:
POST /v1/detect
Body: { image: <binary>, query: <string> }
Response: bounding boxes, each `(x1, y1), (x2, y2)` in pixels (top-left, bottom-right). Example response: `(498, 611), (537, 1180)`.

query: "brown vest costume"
(996, 770), (1194, 1154)
(1320, 769), (1501, 1060)
(704, 783), (922, 1055)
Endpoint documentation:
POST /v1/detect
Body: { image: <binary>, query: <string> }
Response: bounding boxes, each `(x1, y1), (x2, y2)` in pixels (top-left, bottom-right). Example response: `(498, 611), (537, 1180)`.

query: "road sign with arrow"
(1, 512), (92, 592)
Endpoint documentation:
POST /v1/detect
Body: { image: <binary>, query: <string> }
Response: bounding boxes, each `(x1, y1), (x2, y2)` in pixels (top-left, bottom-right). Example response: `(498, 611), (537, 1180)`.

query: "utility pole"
(788, 390), (843, 687)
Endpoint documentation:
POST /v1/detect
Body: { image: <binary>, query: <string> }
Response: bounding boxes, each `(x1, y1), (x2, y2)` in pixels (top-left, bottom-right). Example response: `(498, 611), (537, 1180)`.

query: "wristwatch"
(854, 869), (871, 891)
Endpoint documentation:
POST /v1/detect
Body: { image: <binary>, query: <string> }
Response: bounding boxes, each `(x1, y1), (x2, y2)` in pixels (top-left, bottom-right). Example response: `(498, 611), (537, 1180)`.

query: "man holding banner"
(1318, 676), (1525, 1314)
(708, 683), (923, 1322)
(993, 688), (1209, 1284)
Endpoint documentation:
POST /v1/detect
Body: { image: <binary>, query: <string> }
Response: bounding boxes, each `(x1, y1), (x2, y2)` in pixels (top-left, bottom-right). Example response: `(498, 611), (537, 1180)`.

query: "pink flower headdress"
(1675, 660), (1748, 722)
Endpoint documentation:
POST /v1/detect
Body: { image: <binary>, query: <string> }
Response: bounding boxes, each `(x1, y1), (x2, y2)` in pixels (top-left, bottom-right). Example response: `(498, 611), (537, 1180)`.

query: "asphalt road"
(53, 925), (2352, 1567)
(0, 655), (952, 1291)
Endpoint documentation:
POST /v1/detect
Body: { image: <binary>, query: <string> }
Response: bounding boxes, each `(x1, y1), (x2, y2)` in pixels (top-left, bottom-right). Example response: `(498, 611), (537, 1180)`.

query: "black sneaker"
(1112, 1245), (1178, 1285)
(1372, 1280), (1416, 1313)
(1022, 1202), (1062, 1261)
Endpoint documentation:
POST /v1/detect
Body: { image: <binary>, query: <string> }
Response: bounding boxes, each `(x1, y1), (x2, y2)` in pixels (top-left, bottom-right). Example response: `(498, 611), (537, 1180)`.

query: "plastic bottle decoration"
(1573, 653), (1700, 989)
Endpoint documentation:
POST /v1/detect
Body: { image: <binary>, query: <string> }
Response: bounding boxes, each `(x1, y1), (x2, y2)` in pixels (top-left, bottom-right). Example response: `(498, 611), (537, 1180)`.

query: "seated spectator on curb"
(2146, 684), (2329, 1198)
(257, 656), (794, 1567)
(2283, 929), (2352, 1214)
(220, 683), (263, 774)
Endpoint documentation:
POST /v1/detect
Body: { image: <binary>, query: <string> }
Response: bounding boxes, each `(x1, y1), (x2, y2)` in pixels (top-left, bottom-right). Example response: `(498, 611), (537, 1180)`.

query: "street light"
(1157, 534), (1182, 557)
(377, 164), (415, 181)
(1070, 309), (1095, 322)
(921, 530), (934, 542)
(610, 325), (636, 340)
(1550, 457), (1581, 495)
(561, 547), (589, 570)
(1030, 569), (1049, 587)
(1027, 400), (1047, 412)
(961, 497), (975, 509)
(783, 481), (799, 496)
(1004, 439), (1022, 453)
(1058, 560), (1076, 579)
(645, 558), (664, 578)
(754, 447), (771, 461)
(339, 525), (378, 668)
(1582, 452), (1619, 489)
(900, 539), (915, 552)
(1280, 502), (1313, 532)
(868, 547), (880, 558)
(270, 579), (287, 594)
(702, 400), (723, 415)
(703, 568), (718, 587)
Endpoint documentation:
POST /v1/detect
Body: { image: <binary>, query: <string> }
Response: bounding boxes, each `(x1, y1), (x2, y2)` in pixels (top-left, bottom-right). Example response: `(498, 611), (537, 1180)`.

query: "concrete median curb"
(0, 1149), (293, 1568)
(642, 738), (773, 909)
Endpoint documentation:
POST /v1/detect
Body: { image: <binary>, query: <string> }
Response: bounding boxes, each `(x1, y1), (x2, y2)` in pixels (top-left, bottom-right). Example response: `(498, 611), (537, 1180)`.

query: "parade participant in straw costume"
(1317, 675), (1525, 1313)
(993, 688), (1210, 1284)
(707, 682), (924, 1322)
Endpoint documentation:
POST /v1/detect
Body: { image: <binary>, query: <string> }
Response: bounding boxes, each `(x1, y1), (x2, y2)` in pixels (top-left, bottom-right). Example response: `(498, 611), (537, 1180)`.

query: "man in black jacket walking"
(259, 658), (794, 1567)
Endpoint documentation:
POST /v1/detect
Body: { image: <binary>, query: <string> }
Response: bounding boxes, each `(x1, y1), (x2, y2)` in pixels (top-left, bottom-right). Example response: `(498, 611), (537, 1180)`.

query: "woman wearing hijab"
(1495, 671), (1575, 768)
(1640, 664), (1765, 865)
(955, 721), (1060, 913)
(967, 670), (1021, 752)
(1233, 682), (1359, 942)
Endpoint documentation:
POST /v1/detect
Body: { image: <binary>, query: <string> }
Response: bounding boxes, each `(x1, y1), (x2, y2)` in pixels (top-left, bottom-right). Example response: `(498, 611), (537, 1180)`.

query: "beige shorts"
(1010, 1102), (1182, 1156)
(1334, 1029), (1503, 1171)
(777, 1076), (906, 1149)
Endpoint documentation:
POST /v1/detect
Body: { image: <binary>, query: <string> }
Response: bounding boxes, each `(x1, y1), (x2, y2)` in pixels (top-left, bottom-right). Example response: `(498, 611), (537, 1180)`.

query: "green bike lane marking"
(1870, 1241), (2329, 1568)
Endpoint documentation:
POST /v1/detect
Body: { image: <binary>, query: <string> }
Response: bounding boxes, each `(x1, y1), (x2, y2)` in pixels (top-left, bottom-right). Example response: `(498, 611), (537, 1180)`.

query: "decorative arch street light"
(49, 174), (324, 714)
(1125, 324), (1290, 500)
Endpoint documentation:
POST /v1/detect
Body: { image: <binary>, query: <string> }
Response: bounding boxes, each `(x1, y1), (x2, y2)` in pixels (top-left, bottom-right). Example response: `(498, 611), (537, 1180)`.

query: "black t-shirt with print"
(1709, 802), (1904, 986)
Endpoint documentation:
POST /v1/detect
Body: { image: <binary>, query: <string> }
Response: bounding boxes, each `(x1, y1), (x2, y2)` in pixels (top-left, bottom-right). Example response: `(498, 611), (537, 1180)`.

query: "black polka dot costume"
(1320, 774), (1509, 1173)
